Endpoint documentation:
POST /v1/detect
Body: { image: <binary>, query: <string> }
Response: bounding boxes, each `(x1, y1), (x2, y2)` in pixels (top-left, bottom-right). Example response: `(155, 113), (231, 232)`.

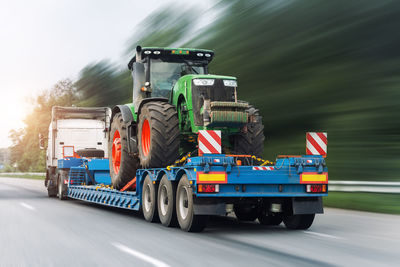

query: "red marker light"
(198, 184), (219, 193)
(306, 184), (327, 193)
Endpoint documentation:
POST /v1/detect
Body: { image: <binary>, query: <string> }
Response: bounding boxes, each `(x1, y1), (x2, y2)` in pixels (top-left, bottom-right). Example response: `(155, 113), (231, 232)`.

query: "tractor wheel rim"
(160, 185), (168, 216)
(112, 130), (121, 174)
(141, 119), (150, 157)
(144, 184), (151, 212)
(179, 186), (189, 220)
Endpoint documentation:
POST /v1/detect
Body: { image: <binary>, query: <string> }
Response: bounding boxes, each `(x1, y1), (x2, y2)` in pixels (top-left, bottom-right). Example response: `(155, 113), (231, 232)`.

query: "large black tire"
(57, 170), (68, 200)
(234, 204), (259, 221)
(76, 149), (104, 158)
(138, 102), (180, 168)
(47, 186), (57, 197)
(109, 113), (139, 189)
(234, 107), (265, 157)
(283, 214), (315, 230)
(157, 175), (177, 227)
(258, 213), (283, 226)
(47, 170), (57, 197)
(234, 121), (265, 157)
(176, 175), (208, 232)
(142, 176), (159, 222)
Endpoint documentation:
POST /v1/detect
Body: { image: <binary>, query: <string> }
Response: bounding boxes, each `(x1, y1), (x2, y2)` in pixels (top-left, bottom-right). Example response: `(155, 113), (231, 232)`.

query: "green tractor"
(109, 46), (264, 189)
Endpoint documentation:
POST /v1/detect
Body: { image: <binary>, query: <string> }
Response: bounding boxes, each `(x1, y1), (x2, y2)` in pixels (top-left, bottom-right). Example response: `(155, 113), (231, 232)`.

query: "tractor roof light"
(223, 80), (237, 87)
(144, 50), (152, 55)
(205, 53), (211, 57)
(193, 79), (215, 86)
(197, 53), (204, 57)
(153, 51), (161, 55)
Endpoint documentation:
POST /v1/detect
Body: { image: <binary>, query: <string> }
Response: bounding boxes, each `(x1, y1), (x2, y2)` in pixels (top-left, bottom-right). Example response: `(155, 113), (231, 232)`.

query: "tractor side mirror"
(39, 133), (45, 150)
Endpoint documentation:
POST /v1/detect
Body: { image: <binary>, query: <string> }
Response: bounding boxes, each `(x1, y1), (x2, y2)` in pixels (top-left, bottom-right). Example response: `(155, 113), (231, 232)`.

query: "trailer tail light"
(306, 184), (327, 193)
(198, 184), (219, 193)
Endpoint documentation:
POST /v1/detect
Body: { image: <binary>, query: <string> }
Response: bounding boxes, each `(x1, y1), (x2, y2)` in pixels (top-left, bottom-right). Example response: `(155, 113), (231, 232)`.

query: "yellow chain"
(167, 152), (192, 171)
(251, 155), (274, 166)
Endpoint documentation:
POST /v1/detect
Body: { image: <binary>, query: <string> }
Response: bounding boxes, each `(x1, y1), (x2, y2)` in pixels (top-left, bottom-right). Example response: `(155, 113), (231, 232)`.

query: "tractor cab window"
(149, 58), (206, 98)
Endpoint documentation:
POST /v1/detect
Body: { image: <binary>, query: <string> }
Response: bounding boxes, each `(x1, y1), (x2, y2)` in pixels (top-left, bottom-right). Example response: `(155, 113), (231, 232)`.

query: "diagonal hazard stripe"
(200, 130), (221, 153)
(306, 141), (319, 155)
(310, 132), (327, 153)
(207, 130), (221, 145)
(317, 132), (327, 144)
(307, 135), (326, 155)
(199, 132), (219, 154)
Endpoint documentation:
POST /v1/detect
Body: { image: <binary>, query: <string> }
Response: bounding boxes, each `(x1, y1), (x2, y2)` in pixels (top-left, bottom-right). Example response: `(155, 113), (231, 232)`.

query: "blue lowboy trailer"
(60, 152), (328, 232)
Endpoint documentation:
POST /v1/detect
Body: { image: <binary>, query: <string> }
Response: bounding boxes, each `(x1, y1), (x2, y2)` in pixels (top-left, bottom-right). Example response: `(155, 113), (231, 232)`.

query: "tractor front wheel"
(109, 112), (139, 189)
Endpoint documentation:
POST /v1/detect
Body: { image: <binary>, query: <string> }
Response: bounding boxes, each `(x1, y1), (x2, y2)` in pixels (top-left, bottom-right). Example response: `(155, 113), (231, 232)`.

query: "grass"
(0, 174), (45, 180)
(324, 192), (400, 215)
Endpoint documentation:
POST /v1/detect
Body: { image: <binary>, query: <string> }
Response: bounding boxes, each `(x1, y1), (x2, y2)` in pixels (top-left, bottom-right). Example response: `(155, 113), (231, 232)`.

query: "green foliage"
(75, 61), (131, 107)
(9, 79), (78, 172)
(324, 192), (400, 214)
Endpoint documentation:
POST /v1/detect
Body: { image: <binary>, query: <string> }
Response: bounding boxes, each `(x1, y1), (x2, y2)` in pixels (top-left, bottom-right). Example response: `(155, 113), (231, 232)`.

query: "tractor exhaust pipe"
(136, 46), (142, 62)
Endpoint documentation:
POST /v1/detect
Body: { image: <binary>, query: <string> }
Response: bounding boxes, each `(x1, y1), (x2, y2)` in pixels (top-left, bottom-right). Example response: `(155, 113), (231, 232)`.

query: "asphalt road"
(0, 177), (399, 267)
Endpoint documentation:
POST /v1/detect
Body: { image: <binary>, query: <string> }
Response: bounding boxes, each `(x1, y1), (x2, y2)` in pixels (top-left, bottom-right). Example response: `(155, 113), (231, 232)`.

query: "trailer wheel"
(258, 213), (283, 226)
(234, 204), (259, 221)
(57, 170), (68, 200)
(176, 175), (208, 232)
(142, 176), (158, 222)
(47, 186), (57, 197)
(157, 175), (177, 227)
(138, 102), (180, 168)
(109, 112), (139, 189)
(283, 214), (315, 230)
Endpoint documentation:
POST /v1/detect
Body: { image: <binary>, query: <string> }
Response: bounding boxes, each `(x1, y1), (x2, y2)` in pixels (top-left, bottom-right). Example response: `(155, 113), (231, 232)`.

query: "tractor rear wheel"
(234, 120), (265, 157)
(138, 102), (180, 168)
(109, 113), (139, 189)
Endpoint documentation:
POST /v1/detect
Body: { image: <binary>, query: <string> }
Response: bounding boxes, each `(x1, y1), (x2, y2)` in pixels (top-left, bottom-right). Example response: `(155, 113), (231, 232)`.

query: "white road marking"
(112, 242), (170, 267)
(20, 202), (36, 211)
(303, 231), (342, 239)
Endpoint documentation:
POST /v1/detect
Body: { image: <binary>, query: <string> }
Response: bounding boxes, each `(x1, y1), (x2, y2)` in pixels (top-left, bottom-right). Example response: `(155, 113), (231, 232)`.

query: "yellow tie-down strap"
(197, 172), (227, 184)
(300, 172), (328, 184)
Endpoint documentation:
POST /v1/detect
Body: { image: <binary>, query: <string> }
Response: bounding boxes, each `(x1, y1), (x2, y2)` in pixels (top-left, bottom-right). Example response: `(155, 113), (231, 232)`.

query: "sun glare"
(0, 91), (30, 148)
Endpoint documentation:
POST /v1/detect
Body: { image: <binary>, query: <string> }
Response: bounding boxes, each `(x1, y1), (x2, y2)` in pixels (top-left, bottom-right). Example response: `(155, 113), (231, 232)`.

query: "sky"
(0, 0), (187, 148)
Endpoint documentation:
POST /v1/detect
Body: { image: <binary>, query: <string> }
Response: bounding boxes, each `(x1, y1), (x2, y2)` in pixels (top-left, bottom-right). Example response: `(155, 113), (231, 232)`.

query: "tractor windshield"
(149, 58), (206, 98)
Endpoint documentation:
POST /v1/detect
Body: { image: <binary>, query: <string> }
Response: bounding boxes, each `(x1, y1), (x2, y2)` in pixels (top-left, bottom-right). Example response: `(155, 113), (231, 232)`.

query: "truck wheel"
(57, 170), (68, 200)
(258, 213), (283, 226)
(47, 186), (57, 197)
(234, 120), (265, 157)
(283, 214), (315, 230)
(176, 175), (208, 232)
(234, 204), (259, 221)
(142, 176), (158, 222)
(76, 149), (104, 158)
(138, 102), (180, 168)
(109, 112), (139, 189)
(157, 175), (177, 227)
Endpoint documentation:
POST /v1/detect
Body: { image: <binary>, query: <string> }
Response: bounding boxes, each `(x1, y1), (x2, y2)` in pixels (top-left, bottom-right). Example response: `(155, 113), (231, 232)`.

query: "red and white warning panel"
(306, 132), (327, 157)
(252, 166), (274, 170)
(198, 130), (221, 156)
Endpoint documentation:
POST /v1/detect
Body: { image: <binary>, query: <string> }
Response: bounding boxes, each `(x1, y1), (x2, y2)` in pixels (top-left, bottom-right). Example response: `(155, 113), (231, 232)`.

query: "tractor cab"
(128, 46), (214, 111)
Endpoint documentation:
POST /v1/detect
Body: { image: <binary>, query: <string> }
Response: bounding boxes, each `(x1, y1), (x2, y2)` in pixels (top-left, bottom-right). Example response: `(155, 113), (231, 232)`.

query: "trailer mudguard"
(110, 104), (138, 154)
(291, 197), (324, 215)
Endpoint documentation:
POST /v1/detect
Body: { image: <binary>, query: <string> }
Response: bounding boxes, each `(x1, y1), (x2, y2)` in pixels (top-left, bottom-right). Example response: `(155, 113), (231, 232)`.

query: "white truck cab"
(44, 106), (111, 198)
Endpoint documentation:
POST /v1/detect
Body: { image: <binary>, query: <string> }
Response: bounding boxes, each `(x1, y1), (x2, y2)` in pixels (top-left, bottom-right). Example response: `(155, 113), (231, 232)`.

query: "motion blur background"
(2, 0), (400, 186)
